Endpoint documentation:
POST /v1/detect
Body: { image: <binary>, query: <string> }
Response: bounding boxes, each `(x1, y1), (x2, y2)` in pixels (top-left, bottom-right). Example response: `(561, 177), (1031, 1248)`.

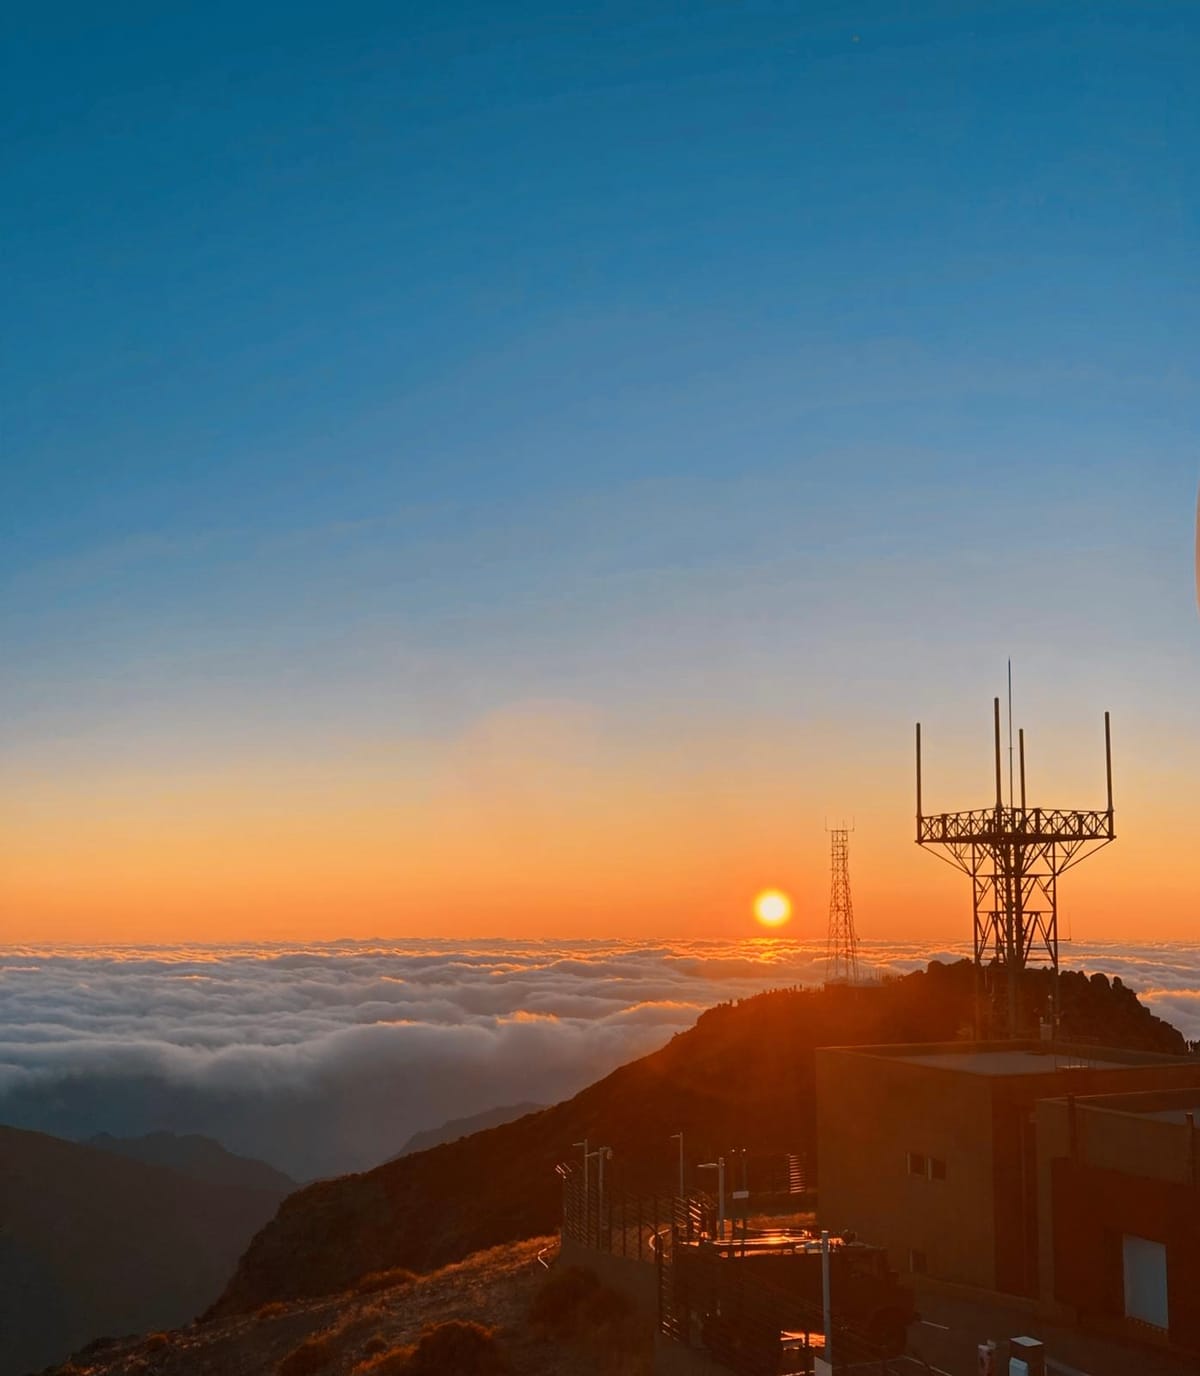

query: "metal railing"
(559, 1167), (907, 1375)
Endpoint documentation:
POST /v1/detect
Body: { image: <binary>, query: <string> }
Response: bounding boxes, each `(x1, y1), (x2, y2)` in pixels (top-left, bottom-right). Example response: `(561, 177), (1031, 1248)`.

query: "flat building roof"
(1062, 1086), (1200, 1124)
(896, 1050), (1134, 1077)
(820, 1040), (1183, 1077)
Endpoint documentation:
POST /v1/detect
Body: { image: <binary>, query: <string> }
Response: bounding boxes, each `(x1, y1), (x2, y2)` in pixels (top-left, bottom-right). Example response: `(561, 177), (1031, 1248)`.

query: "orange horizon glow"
(2, 699), (1196, 945)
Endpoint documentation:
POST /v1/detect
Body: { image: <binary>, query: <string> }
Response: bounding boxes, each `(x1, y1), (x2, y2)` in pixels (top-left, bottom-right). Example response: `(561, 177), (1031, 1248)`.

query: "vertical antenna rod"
(1104, 711), (1113, 825)
(1007, 661), (1015, 809)
(993, 697), (1003, 810)
(1018, 728), (1026, 811)
(915, 722), (923, 834)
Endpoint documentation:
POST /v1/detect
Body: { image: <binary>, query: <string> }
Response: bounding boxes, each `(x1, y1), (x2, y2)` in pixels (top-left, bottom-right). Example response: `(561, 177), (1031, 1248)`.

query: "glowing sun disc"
(754, 889), (792, 928)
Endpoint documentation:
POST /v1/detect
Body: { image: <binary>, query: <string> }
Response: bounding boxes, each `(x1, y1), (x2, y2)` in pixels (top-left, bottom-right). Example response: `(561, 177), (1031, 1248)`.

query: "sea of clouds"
(0, 938), (1197, 1179)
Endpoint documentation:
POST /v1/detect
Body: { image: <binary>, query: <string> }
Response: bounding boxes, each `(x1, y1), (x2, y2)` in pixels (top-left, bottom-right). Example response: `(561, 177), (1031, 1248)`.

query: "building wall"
(1047, 1159), (1200, 1355)
(819, 1047), (1200, 1301)
(1035, 1094), (1200, 1355)
(816, 1049), (997, 1290)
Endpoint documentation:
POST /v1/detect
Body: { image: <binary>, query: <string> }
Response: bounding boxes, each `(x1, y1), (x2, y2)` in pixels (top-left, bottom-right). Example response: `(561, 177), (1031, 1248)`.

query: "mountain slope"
(0, 1125), (290, 1375)
(86, 1130), (296, 1193)
(213, 960), (1188, 1315)
(42, 1236), (648, 1376)
(394, 1102), (545, 1159)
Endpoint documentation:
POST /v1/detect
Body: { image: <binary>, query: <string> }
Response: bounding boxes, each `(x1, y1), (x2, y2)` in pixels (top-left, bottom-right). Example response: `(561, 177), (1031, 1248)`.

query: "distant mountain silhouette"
(212, 960), (1190, 1315)
(0, 1125), (291, 1375)
(392, 1102), (544, 1159)
(86, 1130), (296, 1194)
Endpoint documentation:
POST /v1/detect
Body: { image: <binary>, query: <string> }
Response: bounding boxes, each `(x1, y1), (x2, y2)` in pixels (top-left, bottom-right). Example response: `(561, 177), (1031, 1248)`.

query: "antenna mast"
(914, 694), (1115, 1039)
(825, 826), (861, 985)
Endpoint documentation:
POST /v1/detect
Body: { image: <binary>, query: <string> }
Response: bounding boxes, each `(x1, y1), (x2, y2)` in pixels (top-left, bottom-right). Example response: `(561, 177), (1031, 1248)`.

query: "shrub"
(354, 1266), (418, 1295)
(143, 1333), (171, 1352)
(257, 1300), (289, 1322)
(277, 1333), (336, 1376)
(352, 1321), (510, 1376)
(406, 1323), (510, 1376)
(530, 1264), (631, 1338)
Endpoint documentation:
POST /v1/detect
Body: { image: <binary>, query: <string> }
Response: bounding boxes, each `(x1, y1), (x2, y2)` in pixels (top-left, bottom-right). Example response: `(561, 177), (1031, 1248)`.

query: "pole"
(717, 1157), (726, 1241)
(915, 722), (923, 837)
(674, 1132), (684, 1197)
(1104, 711), (1114, 826)
(821, 1229), (832, 1362)
(1008, 660), (1014, 809)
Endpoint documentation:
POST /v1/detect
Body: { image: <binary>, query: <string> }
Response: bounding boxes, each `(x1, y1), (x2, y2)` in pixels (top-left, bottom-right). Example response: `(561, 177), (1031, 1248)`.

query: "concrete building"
(1036, 1087), (1200, 1356)
(815, 1040), (1200, 1299)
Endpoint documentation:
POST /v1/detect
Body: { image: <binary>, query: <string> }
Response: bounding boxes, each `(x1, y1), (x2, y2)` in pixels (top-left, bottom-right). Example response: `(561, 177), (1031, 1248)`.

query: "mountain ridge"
(85, 1129), (296, 1194)
(393, 1102), (546, 1159)
(0, 1124), (291, 1376)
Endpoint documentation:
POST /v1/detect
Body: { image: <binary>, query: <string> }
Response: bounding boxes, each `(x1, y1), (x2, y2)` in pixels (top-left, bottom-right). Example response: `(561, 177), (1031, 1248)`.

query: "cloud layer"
(0, 938), (1196, 1178)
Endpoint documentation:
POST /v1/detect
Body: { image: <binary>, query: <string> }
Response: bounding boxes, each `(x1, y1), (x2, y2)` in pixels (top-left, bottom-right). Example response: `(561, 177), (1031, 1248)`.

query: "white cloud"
(0, 938), (1195, 1177)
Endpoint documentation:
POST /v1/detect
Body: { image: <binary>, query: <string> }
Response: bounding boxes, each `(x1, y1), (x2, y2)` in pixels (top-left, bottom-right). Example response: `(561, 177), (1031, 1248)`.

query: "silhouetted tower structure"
(915, 696), (1114, 1039)
(825, 826), (861, 984)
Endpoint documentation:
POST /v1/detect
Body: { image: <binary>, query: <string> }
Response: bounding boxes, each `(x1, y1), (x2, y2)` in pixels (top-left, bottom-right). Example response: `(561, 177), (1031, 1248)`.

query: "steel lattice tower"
(825, 827), (861, 984)
(915, 696), (1114, 1039)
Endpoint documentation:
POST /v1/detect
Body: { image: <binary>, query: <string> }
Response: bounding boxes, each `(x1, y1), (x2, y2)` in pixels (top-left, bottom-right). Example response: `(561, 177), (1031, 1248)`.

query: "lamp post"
(670, 1131), (684, 1197)
(573, 1138), (589, 1194)
(586, 1146), (612, 1245)
(821, 1229), (832, 1362)
(698, 1157), (726, 1240)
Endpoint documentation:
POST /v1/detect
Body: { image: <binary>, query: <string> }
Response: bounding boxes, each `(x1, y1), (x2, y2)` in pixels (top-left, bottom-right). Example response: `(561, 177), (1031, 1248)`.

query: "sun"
(753, 889), (792, 928)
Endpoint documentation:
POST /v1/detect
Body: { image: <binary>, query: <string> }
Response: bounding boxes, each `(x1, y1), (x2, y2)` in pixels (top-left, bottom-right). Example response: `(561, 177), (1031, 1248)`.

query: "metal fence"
(559, 1166), (909, 1375)
(560, 1165), (708, 1258)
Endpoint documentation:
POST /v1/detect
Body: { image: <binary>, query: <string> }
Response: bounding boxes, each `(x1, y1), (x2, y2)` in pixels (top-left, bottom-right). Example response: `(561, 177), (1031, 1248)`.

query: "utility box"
(1008, 1336), (1045, 1376)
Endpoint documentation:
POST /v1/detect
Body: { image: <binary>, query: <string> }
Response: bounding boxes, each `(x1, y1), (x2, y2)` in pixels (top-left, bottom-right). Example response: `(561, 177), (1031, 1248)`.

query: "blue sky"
(3, 2), (1198, 938)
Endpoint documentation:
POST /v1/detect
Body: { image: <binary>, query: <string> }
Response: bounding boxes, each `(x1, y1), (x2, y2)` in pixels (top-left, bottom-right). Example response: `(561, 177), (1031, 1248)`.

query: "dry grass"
(354, 1266), (418, 1296)
(277, 1332), (336, 1375)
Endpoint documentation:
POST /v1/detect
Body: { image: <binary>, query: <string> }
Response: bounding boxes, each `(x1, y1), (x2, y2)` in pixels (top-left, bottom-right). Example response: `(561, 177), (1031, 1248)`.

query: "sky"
(3, 3), (1198, 942)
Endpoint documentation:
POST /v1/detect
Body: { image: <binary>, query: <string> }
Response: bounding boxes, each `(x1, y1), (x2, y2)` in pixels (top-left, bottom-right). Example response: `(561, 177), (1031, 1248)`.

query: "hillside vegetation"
(42, 1238), (650, 1376)
(212, 961), (1186, 1314)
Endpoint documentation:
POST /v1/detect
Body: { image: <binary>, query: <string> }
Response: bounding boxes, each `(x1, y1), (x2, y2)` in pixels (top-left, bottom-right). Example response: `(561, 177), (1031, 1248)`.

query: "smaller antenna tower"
(825, 826), (861, 984)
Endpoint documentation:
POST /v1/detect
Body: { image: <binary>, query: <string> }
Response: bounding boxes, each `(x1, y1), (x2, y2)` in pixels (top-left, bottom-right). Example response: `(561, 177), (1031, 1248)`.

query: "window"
(907, 1152), (945, 1181)
(1122, 1235), (1168, 1330)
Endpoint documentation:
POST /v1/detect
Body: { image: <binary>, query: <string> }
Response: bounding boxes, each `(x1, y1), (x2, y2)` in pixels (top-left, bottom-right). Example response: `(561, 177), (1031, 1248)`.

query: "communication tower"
(825, 826), (861, 984)
(915, 694), (1114, 1038)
